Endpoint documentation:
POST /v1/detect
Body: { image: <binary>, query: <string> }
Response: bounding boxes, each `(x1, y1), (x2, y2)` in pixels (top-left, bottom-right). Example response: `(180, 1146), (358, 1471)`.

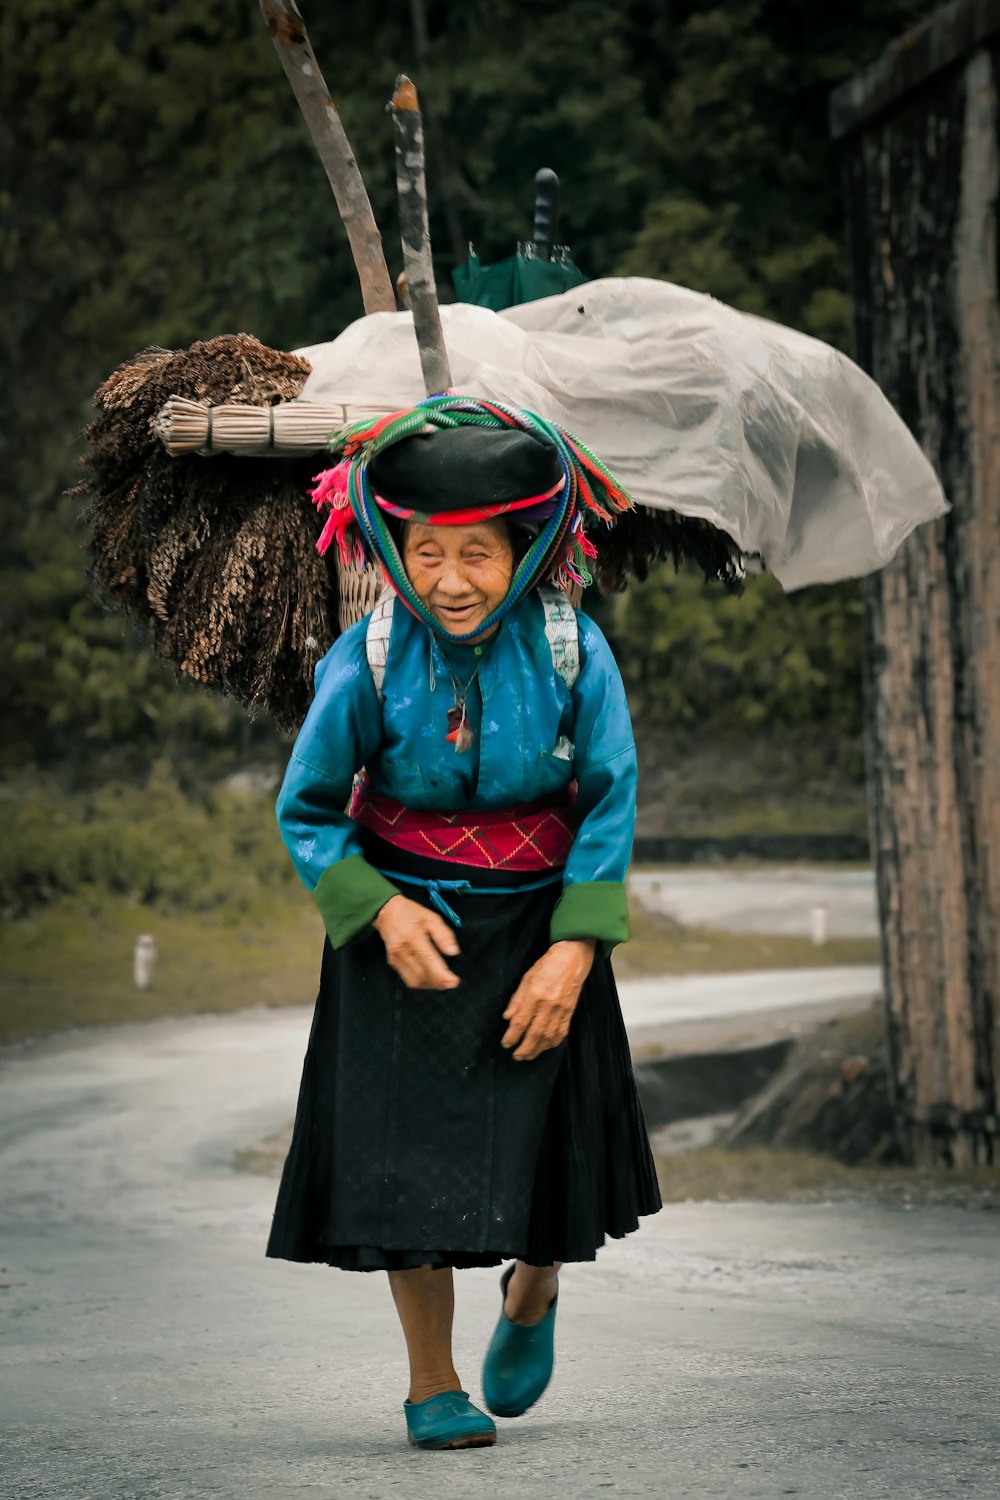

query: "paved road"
(630, 868), (878, 938)
(618, 966), (881, 1032)
(3, 1009), (998, 1500)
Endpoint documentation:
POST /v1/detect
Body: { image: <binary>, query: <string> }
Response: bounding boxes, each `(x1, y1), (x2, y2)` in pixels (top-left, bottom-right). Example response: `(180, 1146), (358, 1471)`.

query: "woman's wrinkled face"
(402, 518), (514, 640)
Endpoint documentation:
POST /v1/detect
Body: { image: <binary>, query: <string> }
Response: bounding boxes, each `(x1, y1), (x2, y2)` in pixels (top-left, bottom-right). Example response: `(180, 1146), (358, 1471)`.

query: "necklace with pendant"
(443, 657), (483, 753)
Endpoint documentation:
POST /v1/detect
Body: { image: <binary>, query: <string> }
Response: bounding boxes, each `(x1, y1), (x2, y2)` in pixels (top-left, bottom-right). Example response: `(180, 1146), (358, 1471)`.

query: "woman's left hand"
(501, 939), (596, 1061)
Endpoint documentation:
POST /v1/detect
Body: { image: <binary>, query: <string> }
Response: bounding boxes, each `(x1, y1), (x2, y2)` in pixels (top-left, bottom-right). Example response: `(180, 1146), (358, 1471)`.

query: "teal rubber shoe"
(403, 1390), (497, 1449)
(481, 1263), (558, 1418)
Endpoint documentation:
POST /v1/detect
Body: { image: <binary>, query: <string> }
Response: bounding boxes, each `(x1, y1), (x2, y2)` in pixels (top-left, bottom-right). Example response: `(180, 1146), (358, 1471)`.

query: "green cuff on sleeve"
(313, 854), (400, 949)
(549, 879), (630, 955)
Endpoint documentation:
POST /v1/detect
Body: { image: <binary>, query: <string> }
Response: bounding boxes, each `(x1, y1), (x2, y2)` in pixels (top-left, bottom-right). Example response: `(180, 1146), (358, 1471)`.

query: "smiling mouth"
(436, 602), (483, 619)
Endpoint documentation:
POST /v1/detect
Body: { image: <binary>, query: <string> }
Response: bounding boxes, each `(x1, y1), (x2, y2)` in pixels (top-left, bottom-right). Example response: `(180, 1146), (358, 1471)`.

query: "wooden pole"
(260, 0), (395, 315)
(388, 75), (453, 396)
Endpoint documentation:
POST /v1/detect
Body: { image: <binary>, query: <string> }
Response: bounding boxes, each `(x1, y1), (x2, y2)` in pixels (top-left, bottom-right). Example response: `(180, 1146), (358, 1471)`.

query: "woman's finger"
(386, 933), (459, 991)
(386, 943), (421, 988)
(501, 977), (528, 1024)
(502, 961), (546, 1025)
(500, 1013), (527, 1050)
(500, 978), (539, 1049)
(423, 910), (460, 958)
(419, 955), (461, 990)
(408, 934), (460, 990)
(513, 1009), (567, 1062)
(512, 989), (577, 1060)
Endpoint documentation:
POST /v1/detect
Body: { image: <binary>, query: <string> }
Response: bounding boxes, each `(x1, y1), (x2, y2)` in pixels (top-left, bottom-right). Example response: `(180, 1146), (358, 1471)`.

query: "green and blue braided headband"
(309, 396), (634, 642)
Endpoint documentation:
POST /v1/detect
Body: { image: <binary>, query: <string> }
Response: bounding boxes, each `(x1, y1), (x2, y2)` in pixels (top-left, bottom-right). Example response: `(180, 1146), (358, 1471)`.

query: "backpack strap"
(365, 589), (395, 703)
(365, 584), (579, 699)
(538, 584), (580, 690)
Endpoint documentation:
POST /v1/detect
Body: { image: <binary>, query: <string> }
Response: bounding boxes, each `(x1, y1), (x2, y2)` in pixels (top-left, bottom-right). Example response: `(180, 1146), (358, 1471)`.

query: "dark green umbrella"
(452, 169), (587, 311)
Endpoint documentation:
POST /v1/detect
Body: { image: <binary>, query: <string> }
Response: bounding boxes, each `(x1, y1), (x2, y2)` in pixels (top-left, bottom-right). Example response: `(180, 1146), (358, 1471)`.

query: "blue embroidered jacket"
(276, 593), (636, 949)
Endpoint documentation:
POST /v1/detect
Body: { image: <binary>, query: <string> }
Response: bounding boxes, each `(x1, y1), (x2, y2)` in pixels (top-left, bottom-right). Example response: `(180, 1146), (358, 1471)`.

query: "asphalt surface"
(3, 1008), (999, 1500)
(630, 868), (878, 938)
(618, 966), (881, 1032)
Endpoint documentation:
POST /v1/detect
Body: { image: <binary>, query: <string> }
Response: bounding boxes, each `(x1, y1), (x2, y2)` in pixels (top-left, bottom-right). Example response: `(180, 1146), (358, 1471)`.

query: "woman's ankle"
(406, 1368), (464, 1404)
(504, 1263), (559, 1326)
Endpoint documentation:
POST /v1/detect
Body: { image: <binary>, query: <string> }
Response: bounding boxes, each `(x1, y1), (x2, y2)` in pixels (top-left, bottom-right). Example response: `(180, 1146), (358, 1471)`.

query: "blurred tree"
(1, 0), (355, 772)
(0, 0), (934, 780)
(605, 564), (866, 777)
(619, 0), (927, 347)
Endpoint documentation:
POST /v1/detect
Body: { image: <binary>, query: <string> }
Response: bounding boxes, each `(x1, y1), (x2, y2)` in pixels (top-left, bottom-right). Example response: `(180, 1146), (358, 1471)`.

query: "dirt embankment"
(652, 1008), (1000, 1210)
(723, 1008), (899, 1164)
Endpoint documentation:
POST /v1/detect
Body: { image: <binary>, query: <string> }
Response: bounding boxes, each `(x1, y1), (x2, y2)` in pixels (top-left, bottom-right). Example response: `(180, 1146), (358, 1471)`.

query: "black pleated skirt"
(266, 845), (662, 1271)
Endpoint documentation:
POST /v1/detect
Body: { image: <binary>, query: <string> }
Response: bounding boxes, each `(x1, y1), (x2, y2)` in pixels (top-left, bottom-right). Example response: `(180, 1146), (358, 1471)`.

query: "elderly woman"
(268, 397), (661, 1450)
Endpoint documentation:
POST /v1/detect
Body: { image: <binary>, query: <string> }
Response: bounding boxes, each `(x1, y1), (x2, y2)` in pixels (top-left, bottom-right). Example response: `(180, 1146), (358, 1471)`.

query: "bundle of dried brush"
(75, 333), (337, 732)
(594, 505), (746, 595)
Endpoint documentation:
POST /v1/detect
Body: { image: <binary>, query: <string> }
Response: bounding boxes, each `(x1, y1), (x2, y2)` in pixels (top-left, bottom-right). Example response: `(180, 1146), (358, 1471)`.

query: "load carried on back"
(76, 0), (946, 733)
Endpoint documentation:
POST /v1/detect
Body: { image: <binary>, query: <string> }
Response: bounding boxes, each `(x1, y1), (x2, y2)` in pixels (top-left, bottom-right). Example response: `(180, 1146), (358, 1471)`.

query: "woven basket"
(336, 560), (386, 632)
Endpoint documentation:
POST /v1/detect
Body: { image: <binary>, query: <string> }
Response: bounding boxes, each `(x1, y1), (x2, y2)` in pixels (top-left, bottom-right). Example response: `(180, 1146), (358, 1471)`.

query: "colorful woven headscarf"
(309, 395), (633, 641)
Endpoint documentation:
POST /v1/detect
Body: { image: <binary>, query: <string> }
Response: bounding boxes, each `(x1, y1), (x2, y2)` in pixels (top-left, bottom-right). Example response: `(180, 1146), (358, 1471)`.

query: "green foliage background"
(0, 765), (297, 918)
(2, 0), (929, 788)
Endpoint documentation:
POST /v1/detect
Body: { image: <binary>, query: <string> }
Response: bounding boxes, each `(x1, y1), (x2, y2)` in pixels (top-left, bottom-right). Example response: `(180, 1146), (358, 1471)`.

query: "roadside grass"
(629, 859), (873, 874)
(0, 895), (325, 1044)
(0, 888), (878, 1046)
(654, 1145), (1000, 1210)
(0, 888), (875, 1044)
(668, 802), (870, 841)
(614, 902), (879, 980)
(0, 775), (879, 1045)
(635, 736), (869, 842)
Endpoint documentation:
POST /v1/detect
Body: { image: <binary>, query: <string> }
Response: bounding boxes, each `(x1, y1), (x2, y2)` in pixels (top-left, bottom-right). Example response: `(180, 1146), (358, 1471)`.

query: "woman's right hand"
(373, 894), (461, 991)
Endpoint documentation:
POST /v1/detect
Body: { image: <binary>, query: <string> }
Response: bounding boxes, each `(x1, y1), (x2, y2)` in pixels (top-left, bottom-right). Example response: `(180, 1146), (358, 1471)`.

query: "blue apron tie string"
(427, 883), (467, 928)
(374, 866), (562, 930)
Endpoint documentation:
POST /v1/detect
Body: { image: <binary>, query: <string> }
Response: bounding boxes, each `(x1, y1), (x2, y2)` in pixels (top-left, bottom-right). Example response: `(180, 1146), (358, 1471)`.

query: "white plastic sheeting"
(297, 276), (948, 590)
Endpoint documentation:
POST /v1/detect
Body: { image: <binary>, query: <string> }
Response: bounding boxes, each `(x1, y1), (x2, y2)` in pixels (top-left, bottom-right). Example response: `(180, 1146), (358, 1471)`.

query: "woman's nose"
(437, 558), (471, 596)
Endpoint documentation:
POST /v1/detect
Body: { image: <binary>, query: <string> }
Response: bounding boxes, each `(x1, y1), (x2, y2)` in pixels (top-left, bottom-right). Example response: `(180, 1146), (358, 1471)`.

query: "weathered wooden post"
(831, 0), (1000, 1166)
(389, 76), (453, 396)
(259, 0), (396, 315)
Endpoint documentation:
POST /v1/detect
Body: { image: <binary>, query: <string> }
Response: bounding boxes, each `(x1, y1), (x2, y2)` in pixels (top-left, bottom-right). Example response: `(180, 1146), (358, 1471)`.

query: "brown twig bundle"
(75, 333), (338, 731)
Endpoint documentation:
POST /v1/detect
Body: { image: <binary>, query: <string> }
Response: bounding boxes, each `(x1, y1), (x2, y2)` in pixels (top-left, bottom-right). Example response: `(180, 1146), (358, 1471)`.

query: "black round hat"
(367, 424), (564, 514)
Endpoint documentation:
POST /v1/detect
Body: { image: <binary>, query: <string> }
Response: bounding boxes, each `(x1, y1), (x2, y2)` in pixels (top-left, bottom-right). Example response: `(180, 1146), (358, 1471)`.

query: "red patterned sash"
(349, 774), (577, 871)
